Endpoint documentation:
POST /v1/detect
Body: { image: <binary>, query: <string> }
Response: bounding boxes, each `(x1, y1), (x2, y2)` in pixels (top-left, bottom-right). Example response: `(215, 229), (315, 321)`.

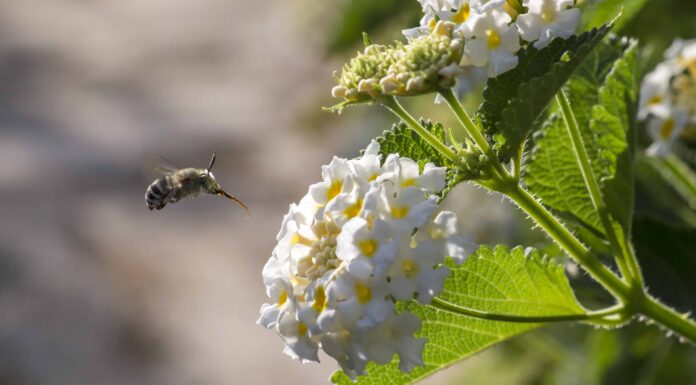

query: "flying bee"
(144, 152), (249, 217)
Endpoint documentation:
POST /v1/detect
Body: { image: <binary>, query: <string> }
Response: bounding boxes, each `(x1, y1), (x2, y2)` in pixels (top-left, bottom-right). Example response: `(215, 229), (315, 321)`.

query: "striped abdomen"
(145, 177), (174, 210)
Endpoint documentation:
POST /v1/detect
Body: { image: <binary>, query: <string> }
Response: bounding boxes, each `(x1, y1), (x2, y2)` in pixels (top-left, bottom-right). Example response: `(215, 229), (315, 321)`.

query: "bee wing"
(141, 152), (178, 180)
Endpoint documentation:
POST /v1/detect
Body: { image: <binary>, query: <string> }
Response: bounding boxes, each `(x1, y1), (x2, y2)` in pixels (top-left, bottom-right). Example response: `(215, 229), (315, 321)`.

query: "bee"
(144, 152), (249, 217)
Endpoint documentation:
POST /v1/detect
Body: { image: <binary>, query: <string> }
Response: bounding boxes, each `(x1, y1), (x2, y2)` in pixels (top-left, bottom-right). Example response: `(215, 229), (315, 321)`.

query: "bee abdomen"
(145, 177), (173, 210)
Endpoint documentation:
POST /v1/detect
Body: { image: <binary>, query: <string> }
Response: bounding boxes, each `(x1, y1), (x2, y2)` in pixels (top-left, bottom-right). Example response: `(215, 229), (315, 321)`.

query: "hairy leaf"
(331, 245), (585, 385)
(476, 23), (613, 160)
(524, 37), (638, 241)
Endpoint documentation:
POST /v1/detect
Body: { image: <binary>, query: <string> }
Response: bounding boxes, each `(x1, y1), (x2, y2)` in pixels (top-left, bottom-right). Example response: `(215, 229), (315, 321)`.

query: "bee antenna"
(207, 151), (216, 172)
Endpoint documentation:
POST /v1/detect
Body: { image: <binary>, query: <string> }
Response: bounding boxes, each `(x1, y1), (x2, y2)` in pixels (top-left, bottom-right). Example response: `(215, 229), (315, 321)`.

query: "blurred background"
(0, 1), (694, 384)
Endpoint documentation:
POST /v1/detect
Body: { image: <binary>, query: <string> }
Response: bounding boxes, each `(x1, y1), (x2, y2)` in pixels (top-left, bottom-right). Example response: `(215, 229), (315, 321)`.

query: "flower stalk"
(555, 89), (644, 289)
(438, 88), (513, 184)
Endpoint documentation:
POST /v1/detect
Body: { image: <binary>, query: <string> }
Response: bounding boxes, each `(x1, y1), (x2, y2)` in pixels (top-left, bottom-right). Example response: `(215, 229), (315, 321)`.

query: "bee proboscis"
(144, 152), (249, 217)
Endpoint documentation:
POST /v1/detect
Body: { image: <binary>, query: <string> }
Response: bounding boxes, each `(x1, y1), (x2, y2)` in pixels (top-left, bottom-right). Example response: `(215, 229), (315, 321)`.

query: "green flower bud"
(381, 21), (464, 96)
(454, 139), (492, 181)
(333, 43), (401, 103)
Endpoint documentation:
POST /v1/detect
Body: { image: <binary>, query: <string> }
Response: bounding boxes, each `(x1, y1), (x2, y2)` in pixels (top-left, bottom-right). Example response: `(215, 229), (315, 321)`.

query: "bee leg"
(157, 189), (177, 210)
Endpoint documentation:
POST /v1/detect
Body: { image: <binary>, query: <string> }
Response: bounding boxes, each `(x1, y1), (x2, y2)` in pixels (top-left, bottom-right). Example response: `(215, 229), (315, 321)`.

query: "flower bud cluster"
(258, 141), (475, 378)
(332, 44), (400, 103)
(639, 39), (696, 157)
(455, 139), (491, 180)
(332, 22), (464, 103)
(381, 23), (464, 95)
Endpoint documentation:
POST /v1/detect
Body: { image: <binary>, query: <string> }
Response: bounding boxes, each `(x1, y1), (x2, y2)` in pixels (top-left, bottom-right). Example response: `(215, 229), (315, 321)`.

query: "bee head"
(200, 152), (221, 193)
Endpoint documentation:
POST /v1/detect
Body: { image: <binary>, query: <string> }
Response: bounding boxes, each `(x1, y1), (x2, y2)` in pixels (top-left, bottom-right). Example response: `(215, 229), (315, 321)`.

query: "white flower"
(258, 259), (294, 329)
(357, 312), (426, 373)
(325, 175), (367, 227)
(460, 0), (520, 77)
(277, 309), (320, 363)
(380, 154), (447, 193)
(516, 0), (581, 49)
(336, 217), (397, 279)
(329, 272), (395, 329)
(379, 184), (439, 233)
(665, 38), (696, 65)
(646, 103), (688, 157)
(308, 156), (350, 206)
(424, 210), (477, 264)
(388, 241), (450, 303)
(259, 141), (474, 377)
(639, 62), (677, 119)
(348, 140), (384, 183)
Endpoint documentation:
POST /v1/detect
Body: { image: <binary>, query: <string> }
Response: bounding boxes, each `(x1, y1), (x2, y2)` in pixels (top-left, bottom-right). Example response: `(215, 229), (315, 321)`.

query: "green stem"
(381, 96), (458, 163)
(555, 90), (643, 288)
(506, 184), (631, 302)
(639, 295), (696, 344)
(430, 297), (625, 324)
(438, 88), (512, 181)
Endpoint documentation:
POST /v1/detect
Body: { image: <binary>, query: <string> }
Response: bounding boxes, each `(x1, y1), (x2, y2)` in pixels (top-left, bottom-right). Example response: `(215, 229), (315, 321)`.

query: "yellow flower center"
(343, 199), (363, 218)
(391, 206), (409, 219)
(428, 18), (437, 29)
(648, 95), (663, 105)
(451, 3), (470, 24)
(368, 173), (379, 181)
(401, 178), (416, 188)
(327, 181), (343, 201)
(486, 29), (501, 49)
(541, 5), (556, 23)
(355, 283), (372, 304)
(401, 259), (420, 278)
(277, 290), (288, 306)
(312, 286), (327, 313)
(660, 118), (675, 139)
(297, 322), (308, 337)
(358, 239), (378, 256)
(290, 233), (313, 246)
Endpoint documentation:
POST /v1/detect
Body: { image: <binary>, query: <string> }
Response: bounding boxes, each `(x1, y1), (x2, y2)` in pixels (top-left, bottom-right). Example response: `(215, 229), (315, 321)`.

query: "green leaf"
(372, 119), (479, 199)
(331, 245), (585, 385)
(581, 0), (650, 31)
(524, 37), (638, 241)
(376, 119), (449, 167)
(476, 23), (613, 160)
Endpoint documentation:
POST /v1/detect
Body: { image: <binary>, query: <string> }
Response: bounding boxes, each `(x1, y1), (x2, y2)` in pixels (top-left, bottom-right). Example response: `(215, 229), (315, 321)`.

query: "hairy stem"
(430, 297), (625, 324)
(555, 90), (643, 288)
(639, 295), (696, 344)
(506, 184), (631, 302)
(381, 96), (458, 163)
(438, 88), (512, 181)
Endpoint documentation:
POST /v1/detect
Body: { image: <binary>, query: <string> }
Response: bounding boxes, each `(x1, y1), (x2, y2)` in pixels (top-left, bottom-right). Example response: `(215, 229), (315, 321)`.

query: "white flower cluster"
(258, 141), (474, 378)
(405, 0), (580, 91)
(639, 39), (696, 157)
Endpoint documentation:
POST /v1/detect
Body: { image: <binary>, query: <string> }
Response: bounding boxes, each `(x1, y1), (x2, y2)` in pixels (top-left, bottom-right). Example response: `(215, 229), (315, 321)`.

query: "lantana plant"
(260, 0), (696, 383)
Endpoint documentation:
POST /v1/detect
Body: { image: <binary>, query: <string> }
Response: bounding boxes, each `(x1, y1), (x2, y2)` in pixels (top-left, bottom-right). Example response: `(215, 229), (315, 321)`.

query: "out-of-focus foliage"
(325, 0), (420, 53)
(580, 0), (649, 31)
